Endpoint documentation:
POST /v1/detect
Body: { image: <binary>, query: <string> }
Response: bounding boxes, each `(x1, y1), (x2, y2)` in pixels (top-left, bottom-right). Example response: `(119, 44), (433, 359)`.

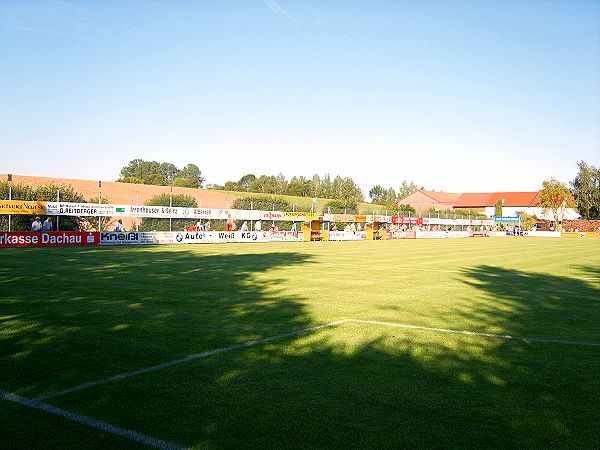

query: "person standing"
(42, 217), (53, 232)
(31, 217), (42, 232)
(114, 219), (124, 232)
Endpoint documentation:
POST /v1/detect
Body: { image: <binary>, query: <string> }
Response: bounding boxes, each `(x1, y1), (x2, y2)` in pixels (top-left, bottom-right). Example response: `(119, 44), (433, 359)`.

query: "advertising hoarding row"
(99, 231), (303, 246)
(45, 202), (317, 222)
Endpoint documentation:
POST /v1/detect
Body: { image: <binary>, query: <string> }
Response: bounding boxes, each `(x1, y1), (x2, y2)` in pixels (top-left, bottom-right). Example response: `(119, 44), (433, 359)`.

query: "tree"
(396, 204), (416, 214)
(0, 182), (86, 231)
(159, 162), (179, 185)
(398, 180), (421, 199)
(232, 196), (291, 211)
(118, 159), (204, 187)
(571, 160), (600, 219)
(516, 211), (538, 231)
(369, 185), (387, 204)
(287, 176), (311, 197)
(174, 164), (205, 188)
(239, 174), (256, 192)
(539, 178), (576, 231)
(495, 198), (503, 217)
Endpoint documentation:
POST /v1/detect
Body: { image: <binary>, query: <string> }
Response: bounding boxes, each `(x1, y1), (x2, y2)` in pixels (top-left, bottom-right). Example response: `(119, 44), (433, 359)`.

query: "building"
(398, 189), (580, 220)
(396, 190), (461, 213)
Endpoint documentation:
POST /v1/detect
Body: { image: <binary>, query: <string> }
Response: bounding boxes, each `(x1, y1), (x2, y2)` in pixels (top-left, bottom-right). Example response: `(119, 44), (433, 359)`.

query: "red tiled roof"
(398, 190), (461, 204)
(454, 192), (541, 208)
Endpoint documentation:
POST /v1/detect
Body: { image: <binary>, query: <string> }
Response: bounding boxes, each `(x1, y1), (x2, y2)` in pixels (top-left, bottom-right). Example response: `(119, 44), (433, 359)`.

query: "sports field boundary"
(348, 319), (600, 347)
(0, 389), (185, 450)
(5, 318), (600, 449)
(34, 319), (350, 402)
(35, 317), (600, 403)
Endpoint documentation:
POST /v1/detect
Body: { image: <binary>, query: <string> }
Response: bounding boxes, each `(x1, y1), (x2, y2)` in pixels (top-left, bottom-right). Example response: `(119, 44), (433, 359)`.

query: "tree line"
(118, 159), (205, 188)
(116, 159), (429, 206)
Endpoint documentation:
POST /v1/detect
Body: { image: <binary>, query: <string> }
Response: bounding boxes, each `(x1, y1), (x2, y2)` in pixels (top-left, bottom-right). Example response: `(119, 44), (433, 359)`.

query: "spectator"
(31, 217), (42, 232)
(114, 219), (124, 232)
(241, 221), (249, 232)
(254, 220), (262, 232)
(204, 220), (211, 231)
(42, 217), (53, 232)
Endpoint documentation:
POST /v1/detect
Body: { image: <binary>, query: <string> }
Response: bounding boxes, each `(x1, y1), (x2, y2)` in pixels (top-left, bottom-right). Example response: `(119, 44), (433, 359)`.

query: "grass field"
(1, 238), (599, 449)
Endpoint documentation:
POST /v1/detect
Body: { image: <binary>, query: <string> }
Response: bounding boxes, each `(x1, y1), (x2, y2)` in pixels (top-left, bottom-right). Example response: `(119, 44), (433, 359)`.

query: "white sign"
(327, 231), (367, 241)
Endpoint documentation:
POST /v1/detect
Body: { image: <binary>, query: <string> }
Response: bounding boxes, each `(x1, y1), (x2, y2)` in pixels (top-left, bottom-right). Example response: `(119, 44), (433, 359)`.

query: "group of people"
(31, 216), (53, 232)
(31, 216), (126, 232)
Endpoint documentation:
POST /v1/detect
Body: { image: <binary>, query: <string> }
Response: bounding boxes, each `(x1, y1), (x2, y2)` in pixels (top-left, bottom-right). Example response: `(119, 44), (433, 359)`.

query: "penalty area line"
(35, 319), (350, 402)
(349, 319), (600, 347)
(0, 389), (185, 450)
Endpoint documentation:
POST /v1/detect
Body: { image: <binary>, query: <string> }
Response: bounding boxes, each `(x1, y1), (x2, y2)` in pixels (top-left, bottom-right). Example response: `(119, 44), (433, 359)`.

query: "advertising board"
(0, 200), (46, 215)
(0, 232), (99, 247)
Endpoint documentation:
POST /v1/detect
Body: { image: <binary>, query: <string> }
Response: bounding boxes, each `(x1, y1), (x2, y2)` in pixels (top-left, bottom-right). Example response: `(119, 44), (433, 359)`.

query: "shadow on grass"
(2, 250), (600, 448)
(0, 246), (314, 397)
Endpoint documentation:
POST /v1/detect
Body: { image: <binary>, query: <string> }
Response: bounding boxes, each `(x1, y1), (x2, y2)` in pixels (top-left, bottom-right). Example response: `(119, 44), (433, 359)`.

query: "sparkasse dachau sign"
(0, 232), (99, 247)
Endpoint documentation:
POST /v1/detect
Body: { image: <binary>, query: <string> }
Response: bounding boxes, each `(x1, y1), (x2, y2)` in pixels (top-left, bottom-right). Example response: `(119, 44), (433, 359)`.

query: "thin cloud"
(262, 0), (301, 27)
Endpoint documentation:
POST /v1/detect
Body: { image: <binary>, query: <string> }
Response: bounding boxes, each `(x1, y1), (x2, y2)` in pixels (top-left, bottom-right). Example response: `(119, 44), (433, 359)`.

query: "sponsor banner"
(366, 215), (390, 223)
(323, 214), (367, 223)
(100, 232), (141, 245)
(47, 202), (128, 217)
(173, 231), (271, 244)
(416, 231), (470, 239)
(391, 216), (423, 225)
(100, 231), (302, 245)
(269, 231), (303, 242)
(327, 231), (367, 241)
(560, 232), (595, 239)
(0, 232), (99, 247)
(0, 200), (47, 215)
(494, 215), (521, 223)
(48, 202), (293, 222)
(282, 211), (318, 221)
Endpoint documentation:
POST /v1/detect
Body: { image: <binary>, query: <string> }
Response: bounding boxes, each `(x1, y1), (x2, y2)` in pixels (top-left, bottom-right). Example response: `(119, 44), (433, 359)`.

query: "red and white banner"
(391, 216), (423, 225)
(0, 232), (99, 247)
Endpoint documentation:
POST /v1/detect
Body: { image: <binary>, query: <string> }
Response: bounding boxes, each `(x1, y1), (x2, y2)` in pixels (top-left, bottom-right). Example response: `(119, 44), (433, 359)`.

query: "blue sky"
(1, 0), (599, 196)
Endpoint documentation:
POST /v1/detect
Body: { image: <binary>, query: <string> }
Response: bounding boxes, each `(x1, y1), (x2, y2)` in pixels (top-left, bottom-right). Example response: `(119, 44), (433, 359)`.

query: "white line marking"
(36, 320), (349, 401)
(349, 319), (600, 347)
(0, 389), (185, 450)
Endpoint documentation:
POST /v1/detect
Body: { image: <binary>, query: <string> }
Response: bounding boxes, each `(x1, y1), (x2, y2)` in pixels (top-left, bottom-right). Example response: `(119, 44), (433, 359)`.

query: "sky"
(1, 0), (599, 198)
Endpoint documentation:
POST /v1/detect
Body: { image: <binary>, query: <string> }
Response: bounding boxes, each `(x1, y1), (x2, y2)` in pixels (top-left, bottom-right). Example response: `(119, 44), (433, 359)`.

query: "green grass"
(1, 238), (599, 448)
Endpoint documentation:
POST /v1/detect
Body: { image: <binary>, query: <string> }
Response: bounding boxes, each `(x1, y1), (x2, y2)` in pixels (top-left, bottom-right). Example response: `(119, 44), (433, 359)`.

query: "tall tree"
(287, 176), (311, 197)
(398, 180), (420, 199)
(174, 164), (205, 188)
(571, 161), (600, 219)
(369, 185), (387, 204)
(118, 159), (203, 187)
(539, 178), (576, 230)
(239, 174), (257, 192)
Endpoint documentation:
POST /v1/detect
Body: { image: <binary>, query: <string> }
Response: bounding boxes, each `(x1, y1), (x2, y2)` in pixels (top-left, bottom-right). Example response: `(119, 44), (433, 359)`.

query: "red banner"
(0, 232), (100, 247)
(391, 216), (423, 225)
